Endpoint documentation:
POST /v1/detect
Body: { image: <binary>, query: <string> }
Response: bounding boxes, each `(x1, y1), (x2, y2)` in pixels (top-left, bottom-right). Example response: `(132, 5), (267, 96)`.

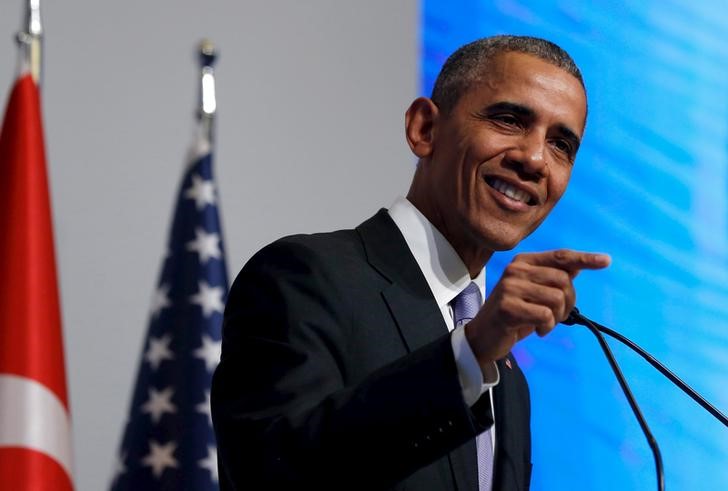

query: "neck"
(461, 248), (492, 279)
(405, 189), (493, 279)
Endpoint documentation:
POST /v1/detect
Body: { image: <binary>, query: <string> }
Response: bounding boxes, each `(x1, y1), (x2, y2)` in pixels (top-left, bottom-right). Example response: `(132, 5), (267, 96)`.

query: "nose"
(506, 132), (548, 180)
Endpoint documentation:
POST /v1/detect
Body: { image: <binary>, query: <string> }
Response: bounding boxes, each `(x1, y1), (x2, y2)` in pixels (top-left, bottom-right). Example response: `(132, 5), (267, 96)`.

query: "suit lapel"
(356, 209), (446, 352)
(493, 356), (524, 491)
(356, 209), (480, 491)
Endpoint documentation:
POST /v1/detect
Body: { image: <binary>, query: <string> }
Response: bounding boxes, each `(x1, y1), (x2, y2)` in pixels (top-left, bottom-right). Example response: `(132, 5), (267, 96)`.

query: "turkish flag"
(0, 74), (74, 490)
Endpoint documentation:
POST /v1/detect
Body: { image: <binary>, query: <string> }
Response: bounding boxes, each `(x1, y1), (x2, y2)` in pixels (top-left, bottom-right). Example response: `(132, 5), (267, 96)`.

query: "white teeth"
(491, 179), (530, 204)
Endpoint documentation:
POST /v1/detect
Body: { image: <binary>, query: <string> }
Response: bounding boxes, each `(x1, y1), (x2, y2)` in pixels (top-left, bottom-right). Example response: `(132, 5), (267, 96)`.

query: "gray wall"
(0, 1), (418, 489)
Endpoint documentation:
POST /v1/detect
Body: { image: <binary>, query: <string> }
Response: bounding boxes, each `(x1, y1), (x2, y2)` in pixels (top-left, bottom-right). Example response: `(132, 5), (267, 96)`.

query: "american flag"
(110, 124), (228, 490)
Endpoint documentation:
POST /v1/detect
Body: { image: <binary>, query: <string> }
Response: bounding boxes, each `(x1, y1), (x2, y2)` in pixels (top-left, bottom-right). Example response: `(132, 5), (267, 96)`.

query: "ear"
(405, 97), (439, 158)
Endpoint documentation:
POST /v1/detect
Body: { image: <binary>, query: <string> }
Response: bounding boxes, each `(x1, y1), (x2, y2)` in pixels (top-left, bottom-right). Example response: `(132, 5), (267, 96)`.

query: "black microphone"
(562, 307), (664, 491)
(565, 307), (728, 427)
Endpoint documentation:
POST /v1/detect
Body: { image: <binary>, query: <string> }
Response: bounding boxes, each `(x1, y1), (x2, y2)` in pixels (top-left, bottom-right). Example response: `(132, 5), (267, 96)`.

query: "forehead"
(460, 52), (587, 134)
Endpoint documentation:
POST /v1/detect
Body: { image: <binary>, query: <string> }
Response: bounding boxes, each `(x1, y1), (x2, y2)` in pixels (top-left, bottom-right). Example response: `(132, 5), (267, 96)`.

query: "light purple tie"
(452, 282), (493, 491)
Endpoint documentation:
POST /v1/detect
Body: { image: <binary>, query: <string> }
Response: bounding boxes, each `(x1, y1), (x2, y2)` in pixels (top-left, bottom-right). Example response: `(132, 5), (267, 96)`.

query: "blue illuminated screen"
(422, 2), (728, 489)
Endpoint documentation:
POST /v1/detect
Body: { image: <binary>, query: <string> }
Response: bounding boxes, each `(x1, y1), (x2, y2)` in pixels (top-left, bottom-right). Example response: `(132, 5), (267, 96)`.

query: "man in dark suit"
(212, 35), (609, 490)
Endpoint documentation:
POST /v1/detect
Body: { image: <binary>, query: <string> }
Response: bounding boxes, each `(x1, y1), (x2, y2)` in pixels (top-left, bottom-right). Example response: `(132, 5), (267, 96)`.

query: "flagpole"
(1, 1), (74, 488)
(109, 37), (227, 491)
(17, 0), (43, 85)
(198, 39), (217, 144)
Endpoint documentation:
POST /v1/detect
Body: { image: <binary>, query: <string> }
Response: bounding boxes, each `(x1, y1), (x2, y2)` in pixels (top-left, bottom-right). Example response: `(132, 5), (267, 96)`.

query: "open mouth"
(485, 177), (537, 206)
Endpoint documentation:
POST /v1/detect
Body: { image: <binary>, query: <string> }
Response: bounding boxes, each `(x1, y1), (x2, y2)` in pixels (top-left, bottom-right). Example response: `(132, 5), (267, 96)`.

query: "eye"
(490, 113), (521, 127)
(550, 138), (574, 158)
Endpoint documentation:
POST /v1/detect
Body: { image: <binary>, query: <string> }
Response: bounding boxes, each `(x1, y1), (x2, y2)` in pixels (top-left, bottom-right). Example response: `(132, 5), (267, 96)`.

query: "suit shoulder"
(278, 227), (362, 257)
(233, 227), (369, 292)
(253, 227), (361, 267)
(233, 209), (394, 290)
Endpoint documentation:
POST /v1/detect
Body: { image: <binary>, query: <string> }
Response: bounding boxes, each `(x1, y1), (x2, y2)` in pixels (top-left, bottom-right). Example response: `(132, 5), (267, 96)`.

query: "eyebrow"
(483, 101), (582, 151)
(484, 101), (534, 118)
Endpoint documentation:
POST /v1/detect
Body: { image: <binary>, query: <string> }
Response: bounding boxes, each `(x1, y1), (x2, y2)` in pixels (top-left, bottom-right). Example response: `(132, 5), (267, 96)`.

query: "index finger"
(516, 249), (611, 277)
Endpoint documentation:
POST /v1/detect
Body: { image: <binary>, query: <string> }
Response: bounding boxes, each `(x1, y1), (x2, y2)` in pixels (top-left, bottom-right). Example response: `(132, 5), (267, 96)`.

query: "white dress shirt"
(388, 197), (499, 447)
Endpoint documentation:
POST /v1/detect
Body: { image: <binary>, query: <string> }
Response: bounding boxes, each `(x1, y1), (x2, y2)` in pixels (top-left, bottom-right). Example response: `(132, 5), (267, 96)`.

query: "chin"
(491, 238), (521, 252)
(473, 230), (523, 252)
(472, 222), (528, 252)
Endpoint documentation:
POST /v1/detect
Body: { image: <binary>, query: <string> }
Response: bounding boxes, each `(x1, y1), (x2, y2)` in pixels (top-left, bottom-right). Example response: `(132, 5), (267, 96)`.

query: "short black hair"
(431, 35), (585, 114)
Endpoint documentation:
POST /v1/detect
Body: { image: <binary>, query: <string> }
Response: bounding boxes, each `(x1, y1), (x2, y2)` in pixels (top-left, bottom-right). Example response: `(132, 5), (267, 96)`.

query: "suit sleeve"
(211, 239), (493, 490)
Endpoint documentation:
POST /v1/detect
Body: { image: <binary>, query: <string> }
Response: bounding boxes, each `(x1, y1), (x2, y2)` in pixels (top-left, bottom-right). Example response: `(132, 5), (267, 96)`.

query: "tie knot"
(452, 282), (482, 328)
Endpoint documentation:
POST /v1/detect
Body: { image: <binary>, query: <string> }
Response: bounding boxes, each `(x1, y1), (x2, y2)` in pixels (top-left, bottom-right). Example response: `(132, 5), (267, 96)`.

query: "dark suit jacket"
(212, 210), (532, 490)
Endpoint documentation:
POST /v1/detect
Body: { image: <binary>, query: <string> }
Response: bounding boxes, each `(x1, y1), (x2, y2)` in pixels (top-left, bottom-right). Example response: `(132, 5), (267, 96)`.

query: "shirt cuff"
(451, 324), (500, 406)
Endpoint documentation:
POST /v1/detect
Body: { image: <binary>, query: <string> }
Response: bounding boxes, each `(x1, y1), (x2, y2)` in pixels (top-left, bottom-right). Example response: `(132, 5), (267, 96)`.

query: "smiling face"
(406, 51), (587, 273)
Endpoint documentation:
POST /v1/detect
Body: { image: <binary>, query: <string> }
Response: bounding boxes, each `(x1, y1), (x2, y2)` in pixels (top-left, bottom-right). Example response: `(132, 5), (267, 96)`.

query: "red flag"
(0, 74), (74, 490)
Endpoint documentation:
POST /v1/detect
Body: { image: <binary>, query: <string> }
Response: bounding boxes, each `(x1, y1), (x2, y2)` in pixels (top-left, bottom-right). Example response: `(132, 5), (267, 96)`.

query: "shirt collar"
(388, 197), (486, 308)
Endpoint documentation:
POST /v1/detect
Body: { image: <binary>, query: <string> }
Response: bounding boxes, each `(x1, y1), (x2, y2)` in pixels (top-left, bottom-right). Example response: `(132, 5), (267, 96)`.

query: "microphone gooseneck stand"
(563, 308), (665, 491)
(566, 308), (728, 428)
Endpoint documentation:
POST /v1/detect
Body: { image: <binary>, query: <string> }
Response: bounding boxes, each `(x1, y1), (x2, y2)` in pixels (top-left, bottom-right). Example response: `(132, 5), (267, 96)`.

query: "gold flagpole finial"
(198, 39), (217, 143)
(16, 0), (43, 84)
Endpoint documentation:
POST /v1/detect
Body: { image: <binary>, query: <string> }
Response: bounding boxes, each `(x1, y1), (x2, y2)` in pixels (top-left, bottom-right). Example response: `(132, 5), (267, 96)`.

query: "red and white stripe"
(0, 74), (74, 490)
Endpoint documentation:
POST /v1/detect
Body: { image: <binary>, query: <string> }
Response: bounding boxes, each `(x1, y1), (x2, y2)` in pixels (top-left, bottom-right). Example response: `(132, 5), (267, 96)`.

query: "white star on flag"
(144, 334), (175, 371)
(150, 284), (172, 318)
(142, 439), (179, 479)
(141, 387), (177, 424)
(195, 390), (213, 426)
(193, 335), (222, 373)
(186, 228), (222, 263)
(184, 174), (216, 210)
(190, 281), (225, 318)
(198, 446), (219, 483)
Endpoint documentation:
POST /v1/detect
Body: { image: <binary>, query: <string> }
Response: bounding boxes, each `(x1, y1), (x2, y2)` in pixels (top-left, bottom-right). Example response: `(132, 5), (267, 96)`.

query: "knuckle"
(554, 288), (566, 305)
(537, 305), (556, 327)
(555, 269), (571, 287)
(503, 263), (518, 277)
(500, 297), (520, 322)
(504, 261), (526, 277)
(553, 249), (570, 264)
(500, 283), (514, 298)
(499, 276), (520, 295)
(541, 287), (564, 310)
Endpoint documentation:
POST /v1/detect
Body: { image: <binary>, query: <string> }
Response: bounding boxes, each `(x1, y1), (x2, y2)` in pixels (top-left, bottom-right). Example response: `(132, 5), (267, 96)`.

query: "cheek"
(547, 167), (572, 202)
